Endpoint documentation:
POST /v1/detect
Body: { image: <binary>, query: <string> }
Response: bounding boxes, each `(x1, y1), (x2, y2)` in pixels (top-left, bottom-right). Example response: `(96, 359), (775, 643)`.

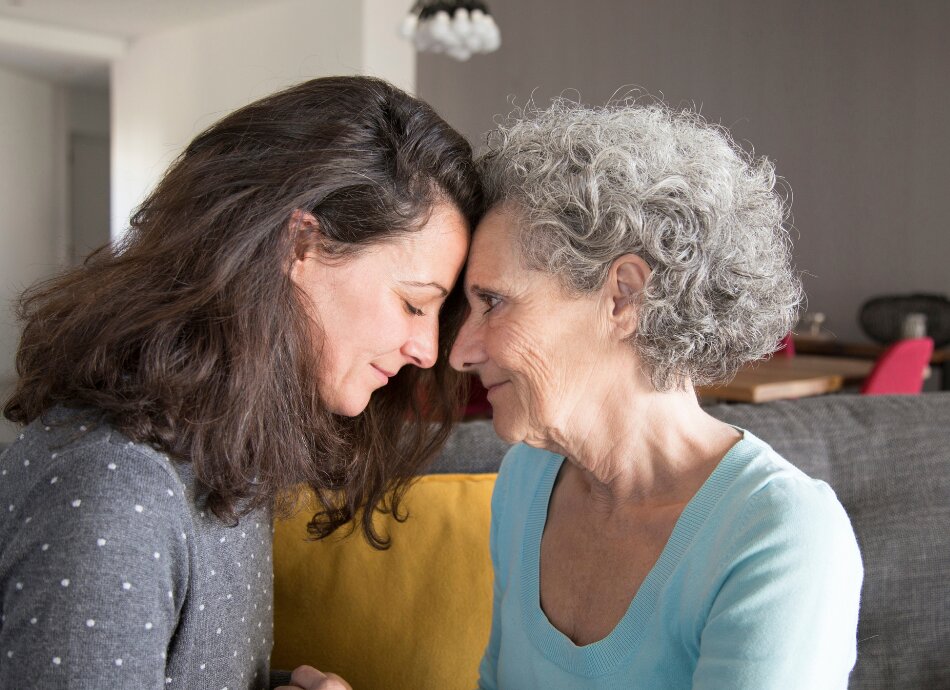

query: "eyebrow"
(400, 280), (449, 297)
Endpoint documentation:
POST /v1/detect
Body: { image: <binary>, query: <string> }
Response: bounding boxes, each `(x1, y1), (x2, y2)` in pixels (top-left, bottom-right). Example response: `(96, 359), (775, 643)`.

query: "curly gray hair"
(477, 99), (803, 390)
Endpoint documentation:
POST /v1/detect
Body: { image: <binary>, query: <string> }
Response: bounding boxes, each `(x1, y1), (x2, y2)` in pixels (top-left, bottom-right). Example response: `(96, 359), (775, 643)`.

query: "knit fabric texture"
(0, 407), (273, 689)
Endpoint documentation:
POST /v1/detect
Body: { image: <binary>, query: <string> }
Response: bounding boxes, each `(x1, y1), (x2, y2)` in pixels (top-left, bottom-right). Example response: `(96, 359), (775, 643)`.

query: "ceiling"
(0, 0), (275, 87)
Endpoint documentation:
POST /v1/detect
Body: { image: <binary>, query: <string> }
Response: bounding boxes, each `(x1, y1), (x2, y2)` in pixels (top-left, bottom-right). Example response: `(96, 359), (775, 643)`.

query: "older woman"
(450, 102), (863, 689)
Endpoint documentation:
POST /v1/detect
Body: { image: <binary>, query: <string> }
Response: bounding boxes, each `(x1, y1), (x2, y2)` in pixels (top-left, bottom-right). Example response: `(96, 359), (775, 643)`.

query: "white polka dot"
(200, 663), (206, 670)
(7, 505), (13, 512)
(30, 618), (37, 625)
(126, 441), (134, 447)
(79, 425), (87, 432)
(22, 459), (28, 466)
(241, 532), (246, 538)
(161, 651), (166, 659)
(61, 579), (70, 587)
(24, 516), (32, 524)
(41, 544), (49, 551)
(50, 453), (57, 459)
(216, 628), (221, 635)
(44, 426), (51, 432)
(6, 651), (12, 658)
(15, 582), (23, 590)
(97, 538), (106, 546)
(145, 622), (153, 630)
(233, 650), (237, 657)
(181, 532), (187, 540)
(86, 619), (95, 627)
(198, 604), (205, 611)
(226, 594), (232, 600)
(258, 621), (261, 627)
(241, 617), (245, 622)
(122, 582), (131, 590)
(167, 591), (173, 599)
(153, 551), (160, 559)
(134, 505), (143, 513)
(50, 476), (58, 484)
(219, 536), (225, 543)
(210, 569), (215, 576)
(52, 656), (61, 665)
(246, 584), (250, 590)
(71, 499), (81, 508)
(107, 463), (117, 470)
(1, 469), (6, 475)
(115, 658), (123, 666)
(166, 678), (172, 684)
(18, 433), (24, 440)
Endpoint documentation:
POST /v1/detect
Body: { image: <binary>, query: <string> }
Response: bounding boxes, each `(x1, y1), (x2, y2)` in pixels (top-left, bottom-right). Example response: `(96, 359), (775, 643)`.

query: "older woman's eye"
(479, 293), (502, 314)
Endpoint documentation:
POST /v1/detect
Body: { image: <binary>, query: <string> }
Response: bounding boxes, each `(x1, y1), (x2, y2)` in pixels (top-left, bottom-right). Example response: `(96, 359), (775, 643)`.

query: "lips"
(371, 364), (396, 383)
(483, 380), (509, 393)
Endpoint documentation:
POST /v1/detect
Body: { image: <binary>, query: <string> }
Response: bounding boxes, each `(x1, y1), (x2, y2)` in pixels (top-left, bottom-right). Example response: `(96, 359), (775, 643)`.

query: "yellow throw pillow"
(273, 473), (497, 690)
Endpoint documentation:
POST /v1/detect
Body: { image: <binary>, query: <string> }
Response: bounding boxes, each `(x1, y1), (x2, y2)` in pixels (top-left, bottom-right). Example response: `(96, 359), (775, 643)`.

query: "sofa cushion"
(272, 473), (496, 690)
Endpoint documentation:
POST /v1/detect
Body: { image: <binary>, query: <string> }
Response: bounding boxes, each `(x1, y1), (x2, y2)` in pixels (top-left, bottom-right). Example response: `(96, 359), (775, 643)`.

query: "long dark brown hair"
(5, 76), (480, 548)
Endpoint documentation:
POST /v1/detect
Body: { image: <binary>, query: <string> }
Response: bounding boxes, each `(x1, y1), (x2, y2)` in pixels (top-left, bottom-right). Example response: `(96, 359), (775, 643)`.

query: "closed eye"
(404, 300), (425, 316)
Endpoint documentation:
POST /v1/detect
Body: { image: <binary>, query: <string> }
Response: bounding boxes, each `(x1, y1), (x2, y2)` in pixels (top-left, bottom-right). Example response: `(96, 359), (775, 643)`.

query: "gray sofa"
(431, 393), (950, 689)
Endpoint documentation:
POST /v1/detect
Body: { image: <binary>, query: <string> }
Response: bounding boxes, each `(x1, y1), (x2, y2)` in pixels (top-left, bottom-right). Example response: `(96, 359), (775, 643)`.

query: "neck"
(536, 367), (740, 513)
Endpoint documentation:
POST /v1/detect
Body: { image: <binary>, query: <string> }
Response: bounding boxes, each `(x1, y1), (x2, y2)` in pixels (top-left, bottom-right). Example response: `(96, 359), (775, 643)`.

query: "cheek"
(492, 324), (558, 397)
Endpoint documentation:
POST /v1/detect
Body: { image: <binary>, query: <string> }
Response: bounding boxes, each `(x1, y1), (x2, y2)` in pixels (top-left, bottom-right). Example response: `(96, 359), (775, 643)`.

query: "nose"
(449, 312), (486, 372)
(401, 317), (439, 370)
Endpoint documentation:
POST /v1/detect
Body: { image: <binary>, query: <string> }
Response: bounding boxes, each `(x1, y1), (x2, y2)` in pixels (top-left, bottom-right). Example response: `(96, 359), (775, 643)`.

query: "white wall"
(112, 0), (415, 238)
(361, 0), (416, 96)
(0, 65), (67, 442)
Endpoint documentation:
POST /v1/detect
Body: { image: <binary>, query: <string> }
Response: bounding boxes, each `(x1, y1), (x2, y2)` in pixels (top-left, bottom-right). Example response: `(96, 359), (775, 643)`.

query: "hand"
(275, 665), (353, 690)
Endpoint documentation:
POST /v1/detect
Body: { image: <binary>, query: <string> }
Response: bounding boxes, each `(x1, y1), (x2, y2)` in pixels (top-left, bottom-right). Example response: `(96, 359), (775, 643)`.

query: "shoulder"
(1, 411), (194, 552)
(714, 431), (862, 574)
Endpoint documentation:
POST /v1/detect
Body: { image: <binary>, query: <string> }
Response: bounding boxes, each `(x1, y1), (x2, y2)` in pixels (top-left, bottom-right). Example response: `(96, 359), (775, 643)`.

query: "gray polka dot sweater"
(0, 408), (274, 689)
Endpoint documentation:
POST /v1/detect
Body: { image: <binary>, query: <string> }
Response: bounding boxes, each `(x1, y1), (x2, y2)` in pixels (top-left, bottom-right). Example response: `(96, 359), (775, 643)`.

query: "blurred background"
(1, 0), (948, 441)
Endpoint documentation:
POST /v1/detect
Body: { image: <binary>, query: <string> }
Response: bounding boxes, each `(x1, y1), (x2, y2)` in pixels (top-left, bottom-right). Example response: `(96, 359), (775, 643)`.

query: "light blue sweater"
(478, 431), (863, 689)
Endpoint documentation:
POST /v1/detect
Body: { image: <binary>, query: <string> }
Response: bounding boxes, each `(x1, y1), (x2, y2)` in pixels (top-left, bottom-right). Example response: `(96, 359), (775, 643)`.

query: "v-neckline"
(517, 432), (756, 677)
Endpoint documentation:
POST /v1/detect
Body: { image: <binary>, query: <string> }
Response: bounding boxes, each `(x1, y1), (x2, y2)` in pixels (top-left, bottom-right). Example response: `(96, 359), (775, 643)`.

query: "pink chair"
(861, 337), (934, 395)
(776, 333), (796, 358)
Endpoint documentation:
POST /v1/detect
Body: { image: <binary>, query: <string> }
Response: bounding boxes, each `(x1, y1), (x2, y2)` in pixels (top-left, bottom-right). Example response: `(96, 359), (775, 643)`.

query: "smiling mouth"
(372, 365), (396, 382)
(484, 380), (509, 393)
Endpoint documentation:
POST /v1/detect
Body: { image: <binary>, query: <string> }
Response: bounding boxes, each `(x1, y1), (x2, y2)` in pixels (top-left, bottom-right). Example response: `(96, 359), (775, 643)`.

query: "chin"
(490, 414), (525, 445)
(325, 390), (373, 417)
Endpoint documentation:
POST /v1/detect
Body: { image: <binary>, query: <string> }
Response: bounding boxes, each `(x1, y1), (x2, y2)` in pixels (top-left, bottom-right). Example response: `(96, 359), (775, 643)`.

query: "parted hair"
(477, 98), (802, 390)
(5, 76), (481, 548)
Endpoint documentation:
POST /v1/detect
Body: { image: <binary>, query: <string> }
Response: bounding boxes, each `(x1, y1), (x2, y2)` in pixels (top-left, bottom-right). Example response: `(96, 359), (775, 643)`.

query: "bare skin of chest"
(539, 478), (685, 646)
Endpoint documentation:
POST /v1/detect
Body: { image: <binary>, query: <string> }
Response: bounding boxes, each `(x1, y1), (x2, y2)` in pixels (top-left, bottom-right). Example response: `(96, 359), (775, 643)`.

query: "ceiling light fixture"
(399, 1), (501, 62)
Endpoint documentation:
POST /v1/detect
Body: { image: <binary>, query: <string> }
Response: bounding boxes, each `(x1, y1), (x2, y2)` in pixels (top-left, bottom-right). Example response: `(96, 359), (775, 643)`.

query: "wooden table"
(696, 355), (874, 403)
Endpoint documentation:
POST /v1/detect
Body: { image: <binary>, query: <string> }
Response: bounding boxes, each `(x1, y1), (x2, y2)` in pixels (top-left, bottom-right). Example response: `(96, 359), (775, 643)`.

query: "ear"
(606, 254), (651, 337)
(289, 209), (320, 260)
(288, 209), (322, 285)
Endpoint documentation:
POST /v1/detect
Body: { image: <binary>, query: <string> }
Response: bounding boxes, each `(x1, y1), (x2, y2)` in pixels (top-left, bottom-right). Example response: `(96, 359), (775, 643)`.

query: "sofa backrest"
(431, 393), (950, 689)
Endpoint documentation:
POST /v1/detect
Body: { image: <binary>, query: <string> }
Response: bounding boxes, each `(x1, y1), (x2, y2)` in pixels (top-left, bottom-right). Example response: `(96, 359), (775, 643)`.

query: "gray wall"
(418, 0), (950, 341)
